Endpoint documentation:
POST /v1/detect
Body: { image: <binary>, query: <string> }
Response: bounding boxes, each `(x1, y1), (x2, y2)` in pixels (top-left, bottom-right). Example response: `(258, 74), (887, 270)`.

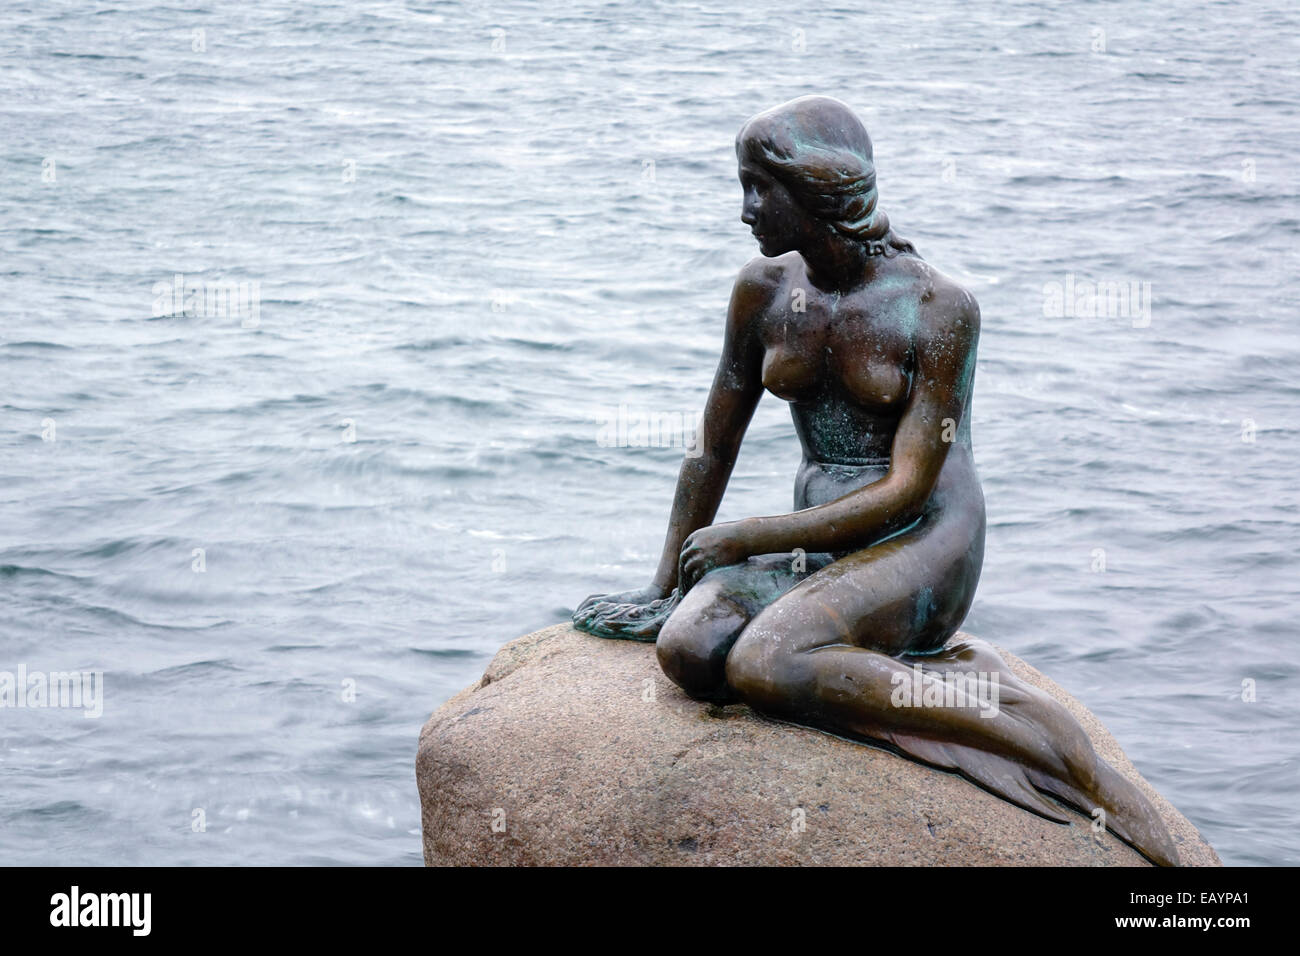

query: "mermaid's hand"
(573, 588), (681, 642)
(574, 582), (669, 619)
(678, 521), (752, 593)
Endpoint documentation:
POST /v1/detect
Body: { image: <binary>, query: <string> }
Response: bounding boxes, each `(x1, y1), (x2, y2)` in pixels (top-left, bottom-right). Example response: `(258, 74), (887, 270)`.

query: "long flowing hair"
(736, 95), (919, 258)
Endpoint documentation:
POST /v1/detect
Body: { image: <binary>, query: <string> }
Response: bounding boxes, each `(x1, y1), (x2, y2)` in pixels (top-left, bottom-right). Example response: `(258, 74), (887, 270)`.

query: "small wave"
(147, 659), (241, 680)
(2, 340), (73, 350)
(0, 564), (89, 583)
(408, 647), (481, 659)
(7, 801), (108, 823)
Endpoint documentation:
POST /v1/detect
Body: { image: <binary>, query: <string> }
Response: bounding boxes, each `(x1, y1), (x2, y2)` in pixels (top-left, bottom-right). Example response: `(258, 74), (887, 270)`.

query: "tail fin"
(879, 727), (1179, 866)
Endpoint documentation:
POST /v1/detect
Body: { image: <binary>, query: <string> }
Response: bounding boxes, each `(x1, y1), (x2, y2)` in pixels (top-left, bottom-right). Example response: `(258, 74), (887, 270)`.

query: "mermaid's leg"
(652, 553), (832, 699)
(723, 518), (1179, 866)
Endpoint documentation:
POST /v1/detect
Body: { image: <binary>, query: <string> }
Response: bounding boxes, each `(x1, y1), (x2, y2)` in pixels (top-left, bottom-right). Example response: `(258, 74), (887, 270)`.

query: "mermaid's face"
(738, 157), (819, 257)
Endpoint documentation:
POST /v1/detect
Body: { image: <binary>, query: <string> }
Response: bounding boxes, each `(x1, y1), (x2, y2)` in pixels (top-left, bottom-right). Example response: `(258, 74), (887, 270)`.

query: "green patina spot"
(913, 585), (936, 633)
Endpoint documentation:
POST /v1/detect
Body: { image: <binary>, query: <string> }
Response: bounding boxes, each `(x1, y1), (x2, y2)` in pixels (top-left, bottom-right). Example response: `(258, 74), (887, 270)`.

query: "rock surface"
(417, 623), (1219, 866)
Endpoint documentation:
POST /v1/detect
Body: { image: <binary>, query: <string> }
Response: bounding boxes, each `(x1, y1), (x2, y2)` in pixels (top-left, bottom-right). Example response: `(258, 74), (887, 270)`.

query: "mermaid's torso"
(753, 251), (985, 553)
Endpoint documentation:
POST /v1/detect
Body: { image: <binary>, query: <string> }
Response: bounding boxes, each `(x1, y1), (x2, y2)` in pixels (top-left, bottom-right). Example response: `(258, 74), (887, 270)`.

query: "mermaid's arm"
(577, 257), (769, 639)
(576, 262), (773, 639)
(646, 261), (771, 593)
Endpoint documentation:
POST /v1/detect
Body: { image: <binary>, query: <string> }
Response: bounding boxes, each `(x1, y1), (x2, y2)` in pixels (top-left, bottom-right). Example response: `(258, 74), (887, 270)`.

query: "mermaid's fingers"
(589, 603), (633, 628)
(607, 602), (646, 623)
(573, 600), (608, 625)
(678, 555), (693, 592)
(597, 613), (639, 637)
(681, 554), (706, 592)
(576, 593), (614, 616)
(580, 612), (617, 636)
(677, 543), (699, 592)
(600, 610), (658, 641)
(581, 608), (610, 628)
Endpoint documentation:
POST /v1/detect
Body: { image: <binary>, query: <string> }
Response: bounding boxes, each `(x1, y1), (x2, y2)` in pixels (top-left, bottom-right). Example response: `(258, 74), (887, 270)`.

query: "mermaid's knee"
(656, 606), (745, 702)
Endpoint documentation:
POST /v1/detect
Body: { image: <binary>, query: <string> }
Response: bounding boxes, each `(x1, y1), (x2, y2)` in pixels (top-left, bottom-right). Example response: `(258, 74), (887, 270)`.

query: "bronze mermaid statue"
(574, 95), (1179, 866)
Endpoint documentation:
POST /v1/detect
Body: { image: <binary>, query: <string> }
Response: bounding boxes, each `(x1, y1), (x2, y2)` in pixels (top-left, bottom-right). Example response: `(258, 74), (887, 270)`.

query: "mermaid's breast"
(761, 346), (821, 402)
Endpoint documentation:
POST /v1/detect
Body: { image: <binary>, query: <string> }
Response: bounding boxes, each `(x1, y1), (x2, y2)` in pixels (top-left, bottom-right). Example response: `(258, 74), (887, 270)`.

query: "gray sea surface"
(2, 0), (1297, 865)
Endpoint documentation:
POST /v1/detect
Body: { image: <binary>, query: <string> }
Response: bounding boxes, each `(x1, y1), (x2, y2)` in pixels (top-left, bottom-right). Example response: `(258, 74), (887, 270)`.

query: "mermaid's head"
(735, 95), (916, 258)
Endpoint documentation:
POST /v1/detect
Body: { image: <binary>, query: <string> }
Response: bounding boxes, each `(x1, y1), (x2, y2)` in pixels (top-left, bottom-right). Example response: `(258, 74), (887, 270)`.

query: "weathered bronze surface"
(574, 95), (1178, 866)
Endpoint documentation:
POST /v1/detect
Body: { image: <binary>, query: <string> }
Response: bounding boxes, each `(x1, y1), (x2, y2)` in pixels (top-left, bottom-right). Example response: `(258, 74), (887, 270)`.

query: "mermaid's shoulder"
(727, 254), (793, 333)
(735, 253), (795, 294)
(906, 258), (980, 333)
